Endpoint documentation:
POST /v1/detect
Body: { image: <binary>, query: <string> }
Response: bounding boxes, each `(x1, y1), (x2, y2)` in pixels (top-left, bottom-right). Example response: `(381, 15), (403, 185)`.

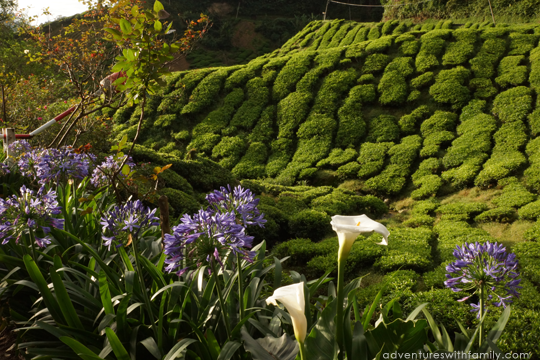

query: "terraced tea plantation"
(109, 19), (540, 355)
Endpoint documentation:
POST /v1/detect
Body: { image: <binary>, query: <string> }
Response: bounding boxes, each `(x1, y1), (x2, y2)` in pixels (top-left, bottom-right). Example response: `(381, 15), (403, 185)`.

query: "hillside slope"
(112, 19), (540, 196)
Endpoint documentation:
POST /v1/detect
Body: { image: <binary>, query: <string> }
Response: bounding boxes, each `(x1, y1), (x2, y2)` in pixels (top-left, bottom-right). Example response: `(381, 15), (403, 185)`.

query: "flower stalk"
(237, 252), (245, 321)
(211, 259), (232, 340)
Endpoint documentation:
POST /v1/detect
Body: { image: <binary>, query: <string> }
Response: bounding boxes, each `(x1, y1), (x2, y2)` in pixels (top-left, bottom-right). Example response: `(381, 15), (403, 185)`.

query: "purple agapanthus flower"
(0, 162), (10, 176)
(100, 200), (160, 250)
(9, 140), (32, 154)
(15, 144), (94, 184)
(163, 209), (256, 276)
(206, 185), (266, 228)
(445, 242), (521, 318)
(91, 155), (135, 188)
(0, 185), (64, 248)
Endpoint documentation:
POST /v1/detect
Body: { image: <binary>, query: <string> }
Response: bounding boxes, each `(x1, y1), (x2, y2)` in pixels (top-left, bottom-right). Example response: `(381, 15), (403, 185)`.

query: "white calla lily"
(331, 214), (390, 261)
(331, 214), (390, 356)
(266, 282), (307, 344)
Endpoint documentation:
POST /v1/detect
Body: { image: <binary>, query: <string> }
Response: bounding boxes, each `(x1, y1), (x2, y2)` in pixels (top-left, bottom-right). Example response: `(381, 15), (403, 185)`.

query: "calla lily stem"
(336, 246), (349, 360)
(298, 340), (307, 360)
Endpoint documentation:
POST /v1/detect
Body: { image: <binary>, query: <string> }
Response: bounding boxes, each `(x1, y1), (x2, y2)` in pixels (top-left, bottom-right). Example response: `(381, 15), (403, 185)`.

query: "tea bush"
(366, 115), (400, 143)
(474, 207), (516, 223)
(524, 136), (540, 191)
(495, 55), (528, 88)
(399, 105), (430, 133)
(411, 175), (443, 200)
(518, 200), (540, 220)
(357, 142), (394, 178)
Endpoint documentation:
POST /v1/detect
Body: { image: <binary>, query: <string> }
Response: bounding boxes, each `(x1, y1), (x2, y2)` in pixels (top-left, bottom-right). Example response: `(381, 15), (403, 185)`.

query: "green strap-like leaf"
(50, 256), (85, 330)
(60, 336), (104, 360)
(216, 341), (241, 360)
(23, 255), (65, 324)
(105, 328), (131, 360)
(99, 270), (115, 316)
(163, 338), (197, 360)
(141, 337), (161, 359)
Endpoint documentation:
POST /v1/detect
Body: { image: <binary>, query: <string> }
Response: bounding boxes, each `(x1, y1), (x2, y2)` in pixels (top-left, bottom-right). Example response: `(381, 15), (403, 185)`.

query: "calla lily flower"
(266, 283), (307, 344)
(331, 214), (390, 261)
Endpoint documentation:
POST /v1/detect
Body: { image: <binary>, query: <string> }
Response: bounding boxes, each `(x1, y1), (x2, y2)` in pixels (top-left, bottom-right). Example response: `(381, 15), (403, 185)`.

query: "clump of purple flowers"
(0, 185), (64, 248)
(13, 141), (94, 185)
(100, 200), (160, 250)
(9, 139), (32, 154)
(445, 242), (521, 318)
(206, 185), (266, 228)
(164, 185), (265, 276)
(91, 155), (135, 188)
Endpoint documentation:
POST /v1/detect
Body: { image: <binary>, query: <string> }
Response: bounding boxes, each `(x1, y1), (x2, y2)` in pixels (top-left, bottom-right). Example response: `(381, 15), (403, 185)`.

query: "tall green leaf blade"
(99, 270), (115, 315)
(163, 338), (197, 360)
(362, 285), (386, 330)
(105, 328), (131, 360)
(23, 254), (65, 324)
(60, 336), (104, 360)
(216, 341), (241, 360)
(50, 256), (85, 330)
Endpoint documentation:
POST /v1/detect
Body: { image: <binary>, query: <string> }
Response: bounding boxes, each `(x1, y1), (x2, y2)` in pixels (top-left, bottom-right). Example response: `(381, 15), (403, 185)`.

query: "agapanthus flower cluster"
(9, 139), (32, 154)
(0, 162), (10, 176)
(100, 200), (160, 250)
(91, 155), (135, 188)
(206, 185), (266, 228)
(445, 242), (521, 318)
(164, 185), (266, 276)
(15, 142), (94, 184)
(164, 209), (257, 276)
(0, 185), (64, 248)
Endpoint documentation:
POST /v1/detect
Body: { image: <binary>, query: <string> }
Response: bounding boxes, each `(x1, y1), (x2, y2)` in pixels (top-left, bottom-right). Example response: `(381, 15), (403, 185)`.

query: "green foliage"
(429, 67), (471, 109)
(339, 24), (363, 46)
(316, 148), (358, 168)
(469, 77), (497, 99)
(335, 85), (369, 148)
(277, 91), (312, 138)
(420, 111), (457, 138)
(366, 115), (400, 143)
(192, 88), (244, 136)
(410, 72), (434, 89)
(311, 68), (358, 115)
(495, 55), (528, 88)
(399, 39), (420, 56)
(232, 142), (268, 179)
(362, 53), (390, 74)
(411, 175), (442, 200)
(412, 157), (440, 182)
(470, 38), (506, 78)
(528, 109), (540, 137)
(366, 35), (394, 53)
(181, 69), (230, 115)
(336, 161), (362, 179)
(474, 207), (516, 223)
(378, 71), (408, 105)
(288, 209), (332, 241)
(518, 200), (540, 220)
(493, 183), (537, 208)
(367, 25), (381, 40)
(357, 142), (394, 178)
(272, 52), (315, 101)
(442, 29), (477, 65)
(266, 138), (294, 177)
(399, 105), (430, 133)
(159, 188), (200, 217)
(311, 189), (388, 217)
(374, 227), (434, 273)
(508, 32), (538, 55)
(524, 136), (540, 191)
(442, 127), (490, 166)
(249, 105), (276, 143)
(212, 136), (246, 170)
(416, 33), (446, 73)
(492, 86), (533, 123)
(318, 19), (344, 50)
(403, 214), (435, 228)
(436, 202), (489, 220)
